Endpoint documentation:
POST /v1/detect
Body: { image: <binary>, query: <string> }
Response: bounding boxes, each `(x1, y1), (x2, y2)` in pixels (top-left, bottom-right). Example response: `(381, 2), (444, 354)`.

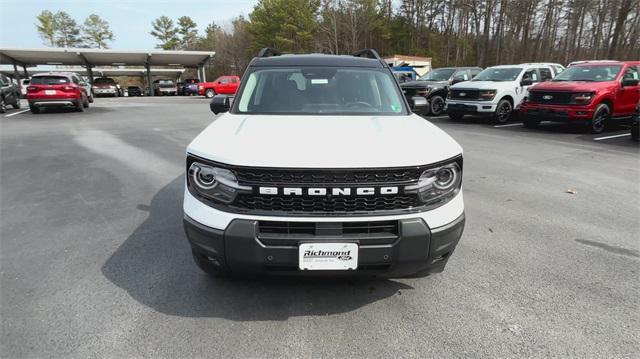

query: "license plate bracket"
(299, 242), (358, 271)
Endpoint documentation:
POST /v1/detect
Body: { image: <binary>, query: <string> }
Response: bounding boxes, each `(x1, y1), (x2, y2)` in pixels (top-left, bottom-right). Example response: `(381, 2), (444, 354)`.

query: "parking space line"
(594, 133), (631, 141)
(4, 109), (30, 117)
(494, 123), (522, 128)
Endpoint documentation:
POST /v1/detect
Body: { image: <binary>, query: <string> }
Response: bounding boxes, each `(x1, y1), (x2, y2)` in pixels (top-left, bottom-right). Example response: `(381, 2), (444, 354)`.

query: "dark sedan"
(127, 86), (143, 97)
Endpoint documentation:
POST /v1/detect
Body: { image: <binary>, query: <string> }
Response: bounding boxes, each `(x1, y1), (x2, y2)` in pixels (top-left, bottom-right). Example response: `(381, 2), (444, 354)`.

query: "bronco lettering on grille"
(258, 186), (399, 196)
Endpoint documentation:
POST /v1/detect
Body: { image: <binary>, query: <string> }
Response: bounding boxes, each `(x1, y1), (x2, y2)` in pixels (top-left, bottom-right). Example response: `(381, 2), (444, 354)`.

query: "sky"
(0, 0), (258, 49)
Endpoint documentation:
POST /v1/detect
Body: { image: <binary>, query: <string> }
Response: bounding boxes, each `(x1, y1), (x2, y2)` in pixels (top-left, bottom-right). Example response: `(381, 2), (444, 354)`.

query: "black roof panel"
(250, 54), (384, 68)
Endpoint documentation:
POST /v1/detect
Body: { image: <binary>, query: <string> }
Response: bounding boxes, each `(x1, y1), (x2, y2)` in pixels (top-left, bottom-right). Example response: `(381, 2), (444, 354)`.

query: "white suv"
(183, 49), (466, 278)
(445, 63), (563, 123)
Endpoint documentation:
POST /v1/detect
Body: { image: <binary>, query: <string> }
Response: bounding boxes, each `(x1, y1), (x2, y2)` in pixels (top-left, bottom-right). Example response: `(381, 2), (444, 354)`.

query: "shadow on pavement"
(102, 176), (412, 320)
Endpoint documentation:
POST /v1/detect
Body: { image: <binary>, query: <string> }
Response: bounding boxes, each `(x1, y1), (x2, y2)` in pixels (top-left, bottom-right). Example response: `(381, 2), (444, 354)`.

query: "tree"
(82, 14), (114, 48)
(248, 0), (320, 53)
(150, 16), (178, 50)
(35, 10), (57, 46)
(54, 11), (83, 48)
(177, 16), (199, 49)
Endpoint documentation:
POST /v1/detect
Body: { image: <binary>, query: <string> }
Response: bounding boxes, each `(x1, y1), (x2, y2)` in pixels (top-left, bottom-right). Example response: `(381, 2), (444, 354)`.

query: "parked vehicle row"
(404, 60), (639, 134)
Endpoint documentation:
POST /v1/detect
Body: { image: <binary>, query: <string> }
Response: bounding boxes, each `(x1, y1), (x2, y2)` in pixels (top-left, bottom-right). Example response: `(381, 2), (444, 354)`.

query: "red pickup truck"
(520, 61), (639, 133)
(198, 76), (240, 98)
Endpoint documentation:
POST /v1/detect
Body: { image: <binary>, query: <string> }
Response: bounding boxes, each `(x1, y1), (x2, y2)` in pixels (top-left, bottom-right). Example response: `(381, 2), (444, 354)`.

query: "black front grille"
(450, 89), (479, 100)
(233, 167), (422, 185)
(257, 220), (399, 246)
(528, 91), (573, 104)
(232, 194), (422, 215)
(187, 155), (463, 216)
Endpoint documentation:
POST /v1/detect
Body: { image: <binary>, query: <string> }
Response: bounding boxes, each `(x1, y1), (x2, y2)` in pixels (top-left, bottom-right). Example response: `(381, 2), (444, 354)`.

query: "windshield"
(419, 69), (455, 81)
(94, 78), (115, 84)
(553, 65), (621, 82)
(473, 67), (522, 81)
(31, 76), (69, 85)
(233, 67), (407, 115)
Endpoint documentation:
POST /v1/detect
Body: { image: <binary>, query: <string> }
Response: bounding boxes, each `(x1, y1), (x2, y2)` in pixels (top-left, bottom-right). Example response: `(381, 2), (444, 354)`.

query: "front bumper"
(94, 88), (117, 95)
(446, 100), (497, 115)
(184, 213), (465, 277)
(520, 103), (594, 122)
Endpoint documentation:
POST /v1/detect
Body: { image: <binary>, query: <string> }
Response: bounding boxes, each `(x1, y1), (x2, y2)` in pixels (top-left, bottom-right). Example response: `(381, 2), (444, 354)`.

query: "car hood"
(187, 113), (462, 168)
(451, 81), (507, 90)
(529, 81), (612, 92)
(401, 80), (448, 89)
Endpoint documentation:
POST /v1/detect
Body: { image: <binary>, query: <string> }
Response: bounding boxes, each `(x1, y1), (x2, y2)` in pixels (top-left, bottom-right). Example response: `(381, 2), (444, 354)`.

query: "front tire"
(205, 89), (215, 98)
(589, 104), (609, 134)
(0, 98), (6, 113)
(493, 99), (512, 124)
(429, 95), (445, 116)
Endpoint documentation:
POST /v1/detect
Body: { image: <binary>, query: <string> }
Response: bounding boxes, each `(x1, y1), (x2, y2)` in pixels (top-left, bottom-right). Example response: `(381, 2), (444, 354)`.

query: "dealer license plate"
(45, 90), (56, 95)
(299, 242), (358, 270)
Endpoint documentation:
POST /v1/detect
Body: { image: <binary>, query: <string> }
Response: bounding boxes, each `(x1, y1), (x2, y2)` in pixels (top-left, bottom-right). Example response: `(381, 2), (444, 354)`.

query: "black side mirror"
(520, 79), (533, 86)
(410, 96), (428, 112)
(210, 94), (232, 114)
(622, 78), (639, 87)
(451, 77), (465, 85)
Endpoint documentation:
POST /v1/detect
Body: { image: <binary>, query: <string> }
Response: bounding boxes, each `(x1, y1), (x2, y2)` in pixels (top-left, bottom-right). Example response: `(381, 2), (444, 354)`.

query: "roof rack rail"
(352, 48), (389, 68)
(351, 48), (382, 61)
(257, 47), (281, 58)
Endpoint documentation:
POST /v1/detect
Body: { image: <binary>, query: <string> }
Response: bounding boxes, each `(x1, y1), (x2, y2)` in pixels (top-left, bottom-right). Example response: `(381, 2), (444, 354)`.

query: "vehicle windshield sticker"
(311, 79), (328, 84)
(391, 104), (401, 112)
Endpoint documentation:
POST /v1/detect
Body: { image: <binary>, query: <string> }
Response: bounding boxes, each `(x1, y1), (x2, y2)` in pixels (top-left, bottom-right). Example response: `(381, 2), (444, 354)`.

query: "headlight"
(188, 162), (251, 204)
(405, 160), (462, 206)
(479, 90), (497, 101)
(571, 92), (594, 104)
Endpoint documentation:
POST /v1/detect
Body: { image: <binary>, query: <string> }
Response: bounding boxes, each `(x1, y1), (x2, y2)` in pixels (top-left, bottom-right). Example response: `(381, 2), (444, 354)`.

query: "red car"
(198, 76), (240, 98)
(27, 72), (91, 113)
(520, 61), (640, 133)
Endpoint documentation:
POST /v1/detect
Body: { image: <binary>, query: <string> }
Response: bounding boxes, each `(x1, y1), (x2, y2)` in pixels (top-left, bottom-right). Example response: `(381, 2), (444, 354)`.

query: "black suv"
(401, 67), (482, 116)
(0, 74), (21, 113)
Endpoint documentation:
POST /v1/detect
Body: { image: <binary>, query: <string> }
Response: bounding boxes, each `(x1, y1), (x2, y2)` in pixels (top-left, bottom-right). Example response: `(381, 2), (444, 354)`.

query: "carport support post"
(86, 66), (94, 85)
(146, 63), (153, 97)
(198, 64), (206, 82)
(12, 63), (21, 82)
(22, 65), (28, 78)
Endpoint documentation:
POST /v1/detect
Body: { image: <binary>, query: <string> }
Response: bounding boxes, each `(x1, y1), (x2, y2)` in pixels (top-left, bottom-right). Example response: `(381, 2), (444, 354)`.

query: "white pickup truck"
(445, 63), (564, 123)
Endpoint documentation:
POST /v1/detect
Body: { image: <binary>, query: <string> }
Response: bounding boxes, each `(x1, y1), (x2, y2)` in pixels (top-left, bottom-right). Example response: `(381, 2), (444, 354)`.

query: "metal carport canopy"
(0, 67), (185, 78)
(0, 47), (215, 67)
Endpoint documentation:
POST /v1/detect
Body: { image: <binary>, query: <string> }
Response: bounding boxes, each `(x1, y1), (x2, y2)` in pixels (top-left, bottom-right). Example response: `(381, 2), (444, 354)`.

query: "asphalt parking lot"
(1, 97), (638, 358)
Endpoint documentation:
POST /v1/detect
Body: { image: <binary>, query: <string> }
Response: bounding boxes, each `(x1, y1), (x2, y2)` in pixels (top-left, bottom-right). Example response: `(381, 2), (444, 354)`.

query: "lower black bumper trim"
(184, 213), (465, 278)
